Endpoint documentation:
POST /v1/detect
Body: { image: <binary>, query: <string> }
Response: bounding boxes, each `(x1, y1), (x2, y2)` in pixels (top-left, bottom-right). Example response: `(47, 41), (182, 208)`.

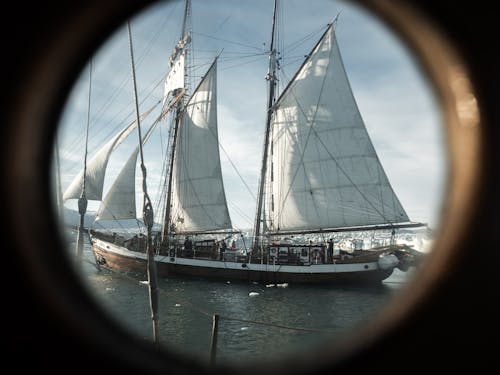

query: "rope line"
(217, 315), (334, 334)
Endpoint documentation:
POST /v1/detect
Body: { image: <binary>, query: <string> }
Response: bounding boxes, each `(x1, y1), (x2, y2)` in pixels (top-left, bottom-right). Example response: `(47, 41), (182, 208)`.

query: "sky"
(55, 0), (446, 232)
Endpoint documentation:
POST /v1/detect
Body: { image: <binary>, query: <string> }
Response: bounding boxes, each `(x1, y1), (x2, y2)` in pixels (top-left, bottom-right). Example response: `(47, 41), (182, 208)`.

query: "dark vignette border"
(1, 0), (499, 374)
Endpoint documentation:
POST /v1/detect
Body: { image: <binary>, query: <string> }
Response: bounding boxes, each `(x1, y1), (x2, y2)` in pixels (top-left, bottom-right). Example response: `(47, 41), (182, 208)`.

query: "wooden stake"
(209, 314), (219, 366)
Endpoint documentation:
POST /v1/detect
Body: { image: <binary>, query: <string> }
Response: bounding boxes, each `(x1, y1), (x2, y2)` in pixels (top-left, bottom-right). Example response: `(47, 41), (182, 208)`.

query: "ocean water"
(69, 233), (417, 367)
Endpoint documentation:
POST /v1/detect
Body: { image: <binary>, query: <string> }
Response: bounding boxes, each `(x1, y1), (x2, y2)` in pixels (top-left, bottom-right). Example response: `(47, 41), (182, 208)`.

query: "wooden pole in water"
(209, 314), (219, 366)
(75, 196), (87, 264)
(75, 61), (92, 266)
(127, 21), (159, 346)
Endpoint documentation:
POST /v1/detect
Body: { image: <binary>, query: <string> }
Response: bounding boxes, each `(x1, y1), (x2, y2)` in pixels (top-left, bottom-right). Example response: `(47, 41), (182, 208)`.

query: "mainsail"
(265, 24), (409, 234)
(170, 59), (232, 233)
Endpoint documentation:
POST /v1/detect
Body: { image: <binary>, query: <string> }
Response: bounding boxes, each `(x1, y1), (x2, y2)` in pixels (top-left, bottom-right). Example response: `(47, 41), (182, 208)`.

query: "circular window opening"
(50, 0), (449, 368)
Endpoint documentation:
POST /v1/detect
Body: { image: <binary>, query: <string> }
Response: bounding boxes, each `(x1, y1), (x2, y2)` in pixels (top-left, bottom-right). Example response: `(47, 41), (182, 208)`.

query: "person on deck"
(219, 239), (227, 261)
(184, 236), (193, 258)
(327, 238), (334, 263)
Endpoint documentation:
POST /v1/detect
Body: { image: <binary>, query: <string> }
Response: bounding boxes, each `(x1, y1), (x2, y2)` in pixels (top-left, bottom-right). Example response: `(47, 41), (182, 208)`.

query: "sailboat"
(62, 0), (425, 284)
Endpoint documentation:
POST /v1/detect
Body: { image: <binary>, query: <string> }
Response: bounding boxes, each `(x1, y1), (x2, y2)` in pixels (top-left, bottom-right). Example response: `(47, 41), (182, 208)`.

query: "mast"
(181, 0), (191, 47)
(162, 105), (181, 241)
(162, 0), (191, 241)
(252, 0), (279, 250)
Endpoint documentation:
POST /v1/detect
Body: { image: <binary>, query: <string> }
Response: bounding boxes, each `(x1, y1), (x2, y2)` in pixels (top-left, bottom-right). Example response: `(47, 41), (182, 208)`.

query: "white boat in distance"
(62, 0), (425, 284)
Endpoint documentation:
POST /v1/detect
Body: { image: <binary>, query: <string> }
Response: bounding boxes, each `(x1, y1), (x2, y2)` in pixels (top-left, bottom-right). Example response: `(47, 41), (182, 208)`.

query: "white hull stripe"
(94, 239), (381, 274)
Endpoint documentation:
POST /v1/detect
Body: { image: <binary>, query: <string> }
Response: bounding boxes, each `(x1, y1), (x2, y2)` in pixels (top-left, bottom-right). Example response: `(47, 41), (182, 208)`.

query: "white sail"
(95, 119), (160, 221)
(63, 123), (136, 202)
(170, 59), (232, 233)
(62, 105), (156, 202)
(95, 150), (139, 221)
(267, 25), (409, 233)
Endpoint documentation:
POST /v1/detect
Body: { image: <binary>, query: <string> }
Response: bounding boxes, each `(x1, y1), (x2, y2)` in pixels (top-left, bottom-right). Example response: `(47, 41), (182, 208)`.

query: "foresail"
(95, 150), (138, 221)
(96, 117), (161, 221)
(170, 59), (232, 233)
(62, 104), (157, 202)
(267, 25), (409, 233)
(62, 123), (137, 202)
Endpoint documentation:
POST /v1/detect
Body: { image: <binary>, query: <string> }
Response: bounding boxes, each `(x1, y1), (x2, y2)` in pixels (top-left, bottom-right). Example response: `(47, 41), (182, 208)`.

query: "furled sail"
(62, 105), (157, 202)
(163, 52), (185, 105)
(170, 59), (232, 233)
(266, 25), (409, 233)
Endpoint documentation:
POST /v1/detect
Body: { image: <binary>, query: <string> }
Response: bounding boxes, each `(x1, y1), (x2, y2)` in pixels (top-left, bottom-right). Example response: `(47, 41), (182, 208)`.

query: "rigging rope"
(193, 31), (262, 51)
(214, 131), (256, 202)
(62, 6), (176, 171)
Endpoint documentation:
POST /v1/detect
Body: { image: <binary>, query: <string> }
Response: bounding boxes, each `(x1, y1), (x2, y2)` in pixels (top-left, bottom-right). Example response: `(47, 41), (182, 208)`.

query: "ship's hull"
(91, 238), (396, 284)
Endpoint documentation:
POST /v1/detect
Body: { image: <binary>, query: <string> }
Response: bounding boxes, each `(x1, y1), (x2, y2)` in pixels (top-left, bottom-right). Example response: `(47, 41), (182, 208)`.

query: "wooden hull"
(92, 239), (395, 285)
